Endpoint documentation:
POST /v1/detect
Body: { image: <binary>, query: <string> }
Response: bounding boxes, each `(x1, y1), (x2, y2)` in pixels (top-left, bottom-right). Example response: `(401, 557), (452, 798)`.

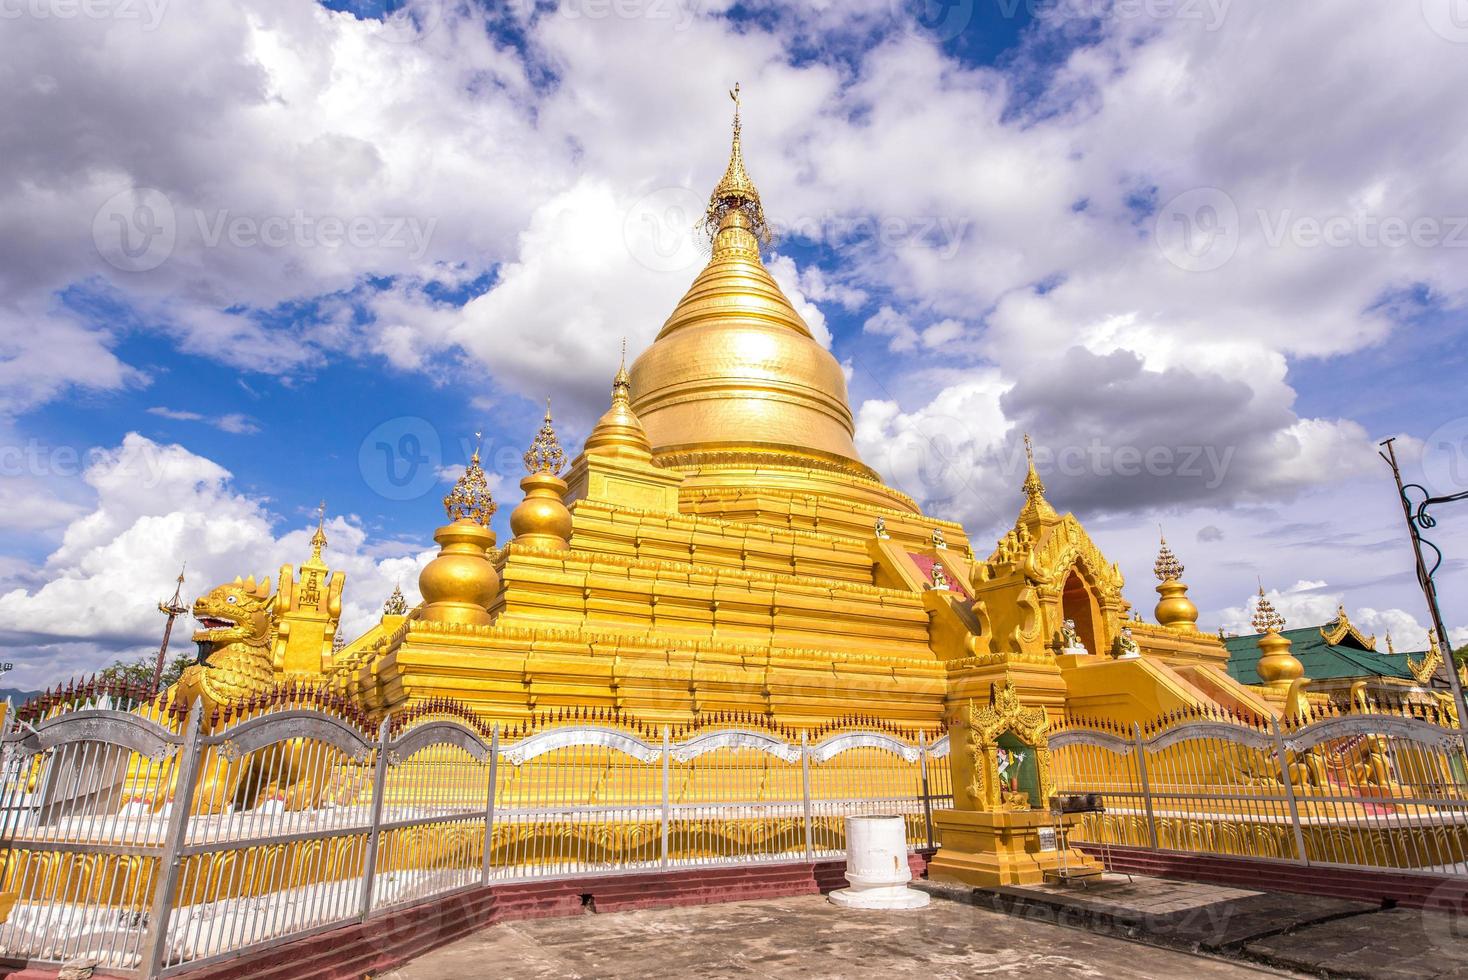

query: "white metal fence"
(0, 703), (952, 978)
(1051, 712), (1468, 874)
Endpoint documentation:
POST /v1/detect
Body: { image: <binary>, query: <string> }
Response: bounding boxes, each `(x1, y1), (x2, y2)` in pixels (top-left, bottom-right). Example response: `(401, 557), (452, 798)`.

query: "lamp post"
(1379, 438), (1468, 742)
(154, 565), (188, 694)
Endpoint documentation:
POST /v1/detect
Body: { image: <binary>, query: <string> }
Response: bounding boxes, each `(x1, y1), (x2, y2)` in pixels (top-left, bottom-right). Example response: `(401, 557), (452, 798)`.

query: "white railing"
(1051, 713), (1468, 874)
(0, 704), (952, 978)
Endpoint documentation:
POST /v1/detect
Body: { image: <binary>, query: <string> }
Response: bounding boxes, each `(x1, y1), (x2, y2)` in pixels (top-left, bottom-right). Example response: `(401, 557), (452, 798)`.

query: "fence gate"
(0, 707), (188, 974)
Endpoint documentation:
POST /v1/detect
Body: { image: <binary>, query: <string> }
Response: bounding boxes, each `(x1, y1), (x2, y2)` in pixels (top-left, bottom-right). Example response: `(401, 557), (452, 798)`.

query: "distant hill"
(0, 688), (40, 706)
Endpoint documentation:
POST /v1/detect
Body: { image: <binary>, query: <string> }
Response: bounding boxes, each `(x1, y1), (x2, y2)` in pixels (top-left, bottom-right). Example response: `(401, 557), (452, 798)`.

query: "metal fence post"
(918, 731), (934, 851)
(139, 699), (204, 980)
(481, 725), (499, 886)
(1270, 717), (1310, 866)
(660, 726), (671, 868)
(800, 731), (814, 860)
(358, 716), (392, 921)
(1132, 723), (1160, 851)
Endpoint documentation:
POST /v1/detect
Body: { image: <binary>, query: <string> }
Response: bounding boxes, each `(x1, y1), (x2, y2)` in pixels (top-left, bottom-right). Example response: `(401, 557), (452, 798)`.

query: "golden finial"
(1022, 434), (1044, 496)
(704, 82), (771, 246)
(443, 438), (497, 526)
(308, 500), (328, 563)
(1386, 632), (1395, 654)
(1252, 584), (1286, 634)
(523, 399), (567, 476)
(384, 582), (407, 616)
(1154, 531), (1184, 582)
(1018, 433), (1056, 520)
(612, 338), (631, 403)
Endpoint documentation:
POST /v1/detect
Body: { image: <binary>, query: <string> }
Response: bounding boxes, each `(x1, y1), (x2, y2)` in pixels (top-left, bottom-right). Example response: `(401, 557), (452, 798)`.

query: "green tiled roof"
(1224, 625), (1420, 685)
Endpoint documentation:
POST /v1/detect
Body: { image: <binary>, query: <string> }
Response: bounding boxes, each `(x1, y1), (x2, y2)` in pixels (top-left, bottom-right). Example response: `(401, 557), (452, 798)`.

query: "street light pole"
(154, 565), (189, 694)
(1379, 438), (1468, 744)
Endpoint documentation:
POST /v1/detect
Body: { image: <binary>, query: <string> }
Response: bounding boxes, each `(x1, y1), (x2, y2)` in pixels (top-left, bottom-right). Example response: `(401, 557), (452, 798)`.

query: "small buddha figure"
(1115, 626), (1141, 660)
(929, 562), (949, 591)
(1059, 618), (1087, 655)
(874, 515), (889, 539)
(932, 527), (947, 550)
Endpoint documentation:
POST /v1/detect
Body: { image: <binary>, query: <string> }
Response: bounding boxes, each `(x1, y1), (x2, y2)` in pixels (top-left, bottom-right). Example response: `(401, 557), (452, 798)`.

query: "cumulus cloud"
(0, 434), (430, 689)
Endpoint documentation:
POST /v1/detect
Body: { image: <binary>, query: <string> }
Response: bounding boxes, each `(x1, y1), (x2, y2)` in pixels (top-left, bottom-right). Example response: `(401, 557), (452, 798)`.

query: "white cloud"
(147, 407), (261, 435)
(0, 434), (430, 689)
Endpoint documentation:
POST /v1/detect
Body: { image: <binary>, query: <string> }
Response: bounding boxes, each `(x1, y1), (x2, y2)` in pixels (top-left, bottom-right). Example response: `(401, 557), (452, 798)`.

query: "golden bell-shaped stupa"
(1152, 533), (1199, 631)
(419, 444), (500, 626)
(1252, 586), (1303, 685)
(626, 86), (916, 515)
(510, 402), (573, 551)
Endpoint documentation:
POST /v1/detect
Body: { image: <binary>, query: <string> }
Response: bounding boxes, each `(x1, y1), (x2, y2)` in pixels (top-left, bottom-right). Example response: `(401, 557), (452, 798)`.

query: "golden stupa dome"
(628, 87), (881, 487)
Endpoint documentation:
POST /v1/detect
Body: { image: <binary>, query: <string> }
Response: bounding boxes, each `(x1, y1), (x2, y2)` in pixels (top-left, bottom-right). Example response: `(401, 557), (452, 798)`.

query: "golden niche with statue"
(928, 682), (1100, 886)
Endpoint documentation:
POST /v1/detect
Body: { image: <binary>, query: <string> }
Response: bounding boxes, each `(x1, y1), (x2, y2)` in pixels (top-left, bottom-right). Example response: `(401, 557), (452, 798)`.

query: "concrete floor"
(380, 893), (1301, 979)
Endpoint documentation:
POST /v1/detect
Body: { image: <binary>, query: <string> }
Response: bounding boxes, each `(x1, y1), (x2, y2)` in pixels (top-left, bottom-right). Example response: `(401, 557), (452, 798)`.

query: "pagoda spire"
(1153, 531), (1198, 632)
(1253, 583), (1304, 687)
(303, 499), (329, 569)
(584, 338), (653, 458)
(1019, 434), (1057, 520)
(704, 82), (771, 246)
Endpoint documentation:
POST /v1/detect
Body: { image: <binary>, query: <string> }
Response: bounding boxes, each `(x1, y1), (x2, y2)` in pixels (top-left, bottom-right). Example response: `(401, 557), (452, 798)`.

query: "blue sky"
(2, 0), (1467, 690)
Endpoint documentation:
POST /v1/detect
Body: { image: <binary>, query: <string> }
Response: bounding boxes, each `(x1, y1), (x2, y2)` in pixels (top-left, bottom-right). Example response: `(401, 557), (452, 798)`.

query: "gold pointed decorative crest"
(444, 437), (497, 526)
(1252, 586), (1286, 634)
(704, 83), (771, 246)
(1020, 434), (1056, 520)
(1154, 532), (1183, 582)
(306, 500), (329, 568)
(523, 400), (567, 476)
(1409, 630), (1443, 685)
(383, 582), (407, 616)
(1319, 603), (1377, 650)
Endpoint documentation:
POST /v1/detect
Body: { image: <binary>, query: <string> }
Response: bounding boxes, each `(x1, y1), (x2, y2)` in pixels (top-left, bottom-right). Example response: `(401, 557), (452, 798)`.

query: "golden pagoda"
(316, 90), (1291, 742)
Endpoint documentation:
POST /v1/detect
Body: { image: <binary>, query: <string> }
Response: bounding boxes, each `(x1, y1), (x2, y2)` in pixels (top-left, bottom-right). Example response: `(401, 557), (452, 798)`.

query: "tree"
(98, 652), (195, 691)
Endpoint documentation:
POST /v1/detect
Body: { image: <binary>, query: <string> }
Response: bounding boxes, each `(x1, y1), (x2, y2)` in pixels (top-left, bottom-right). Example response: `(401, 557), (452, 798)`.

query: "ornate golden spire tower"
(1019, 435), (1057, 522)
(420, 439), (500, 626)
(511, 400), (573, 551)
(627, 85), (915, 515)
(582, 340), (653, 458)
(1152, 531), (1198, 631)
